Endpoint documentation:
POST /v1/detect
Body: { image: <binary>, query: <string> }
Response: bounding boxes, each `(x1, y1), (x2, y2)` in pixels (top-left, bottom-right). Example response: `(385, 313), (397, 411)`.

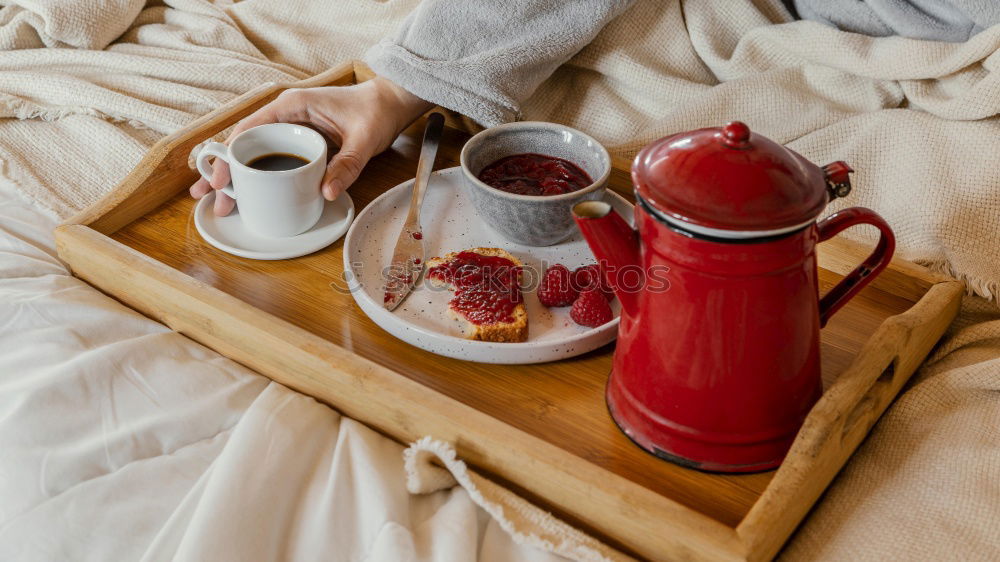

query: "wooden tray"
(55, 61), (964, 561)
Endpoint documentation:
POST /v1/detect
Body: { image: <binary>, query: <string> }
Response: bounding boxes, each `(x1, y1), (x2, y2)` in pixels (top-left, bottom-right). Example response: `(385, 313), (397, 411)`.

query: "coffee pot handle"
(816, 207), (896, 327)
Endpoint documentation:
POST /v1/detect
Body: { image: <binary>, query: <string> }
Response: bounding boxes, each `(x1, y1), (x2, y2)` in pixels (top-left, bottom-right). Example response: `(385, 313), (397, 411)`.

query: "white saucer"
(194, 191), (354, 260)
(343, 166), (634, 365)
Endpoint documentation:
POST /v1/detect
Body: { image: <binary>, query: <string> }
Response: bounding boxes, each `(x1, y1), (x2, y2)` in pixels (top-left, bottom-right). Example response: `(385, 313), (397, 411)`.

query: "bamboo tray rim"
(54, 61), (964, 562)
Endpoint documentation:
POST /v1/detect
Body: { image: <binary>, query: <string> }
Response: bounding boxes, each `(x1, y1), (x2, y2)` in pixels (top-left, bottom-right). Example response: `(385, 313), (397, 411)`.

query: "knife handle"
(405, 112), (445, 227)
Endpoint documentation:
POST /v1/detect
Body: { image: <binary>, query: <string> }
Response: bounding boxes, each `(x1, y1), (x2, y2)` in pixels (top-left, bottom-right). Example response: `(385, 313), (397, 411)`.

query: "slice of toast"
(426, 247), (528, 343)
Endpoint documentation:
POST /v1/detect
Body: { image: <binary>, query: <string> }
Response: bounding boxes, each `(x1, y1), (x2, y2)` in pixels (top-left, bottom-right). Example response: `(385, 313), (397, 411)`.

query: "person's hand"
(190, 76), (433, 216)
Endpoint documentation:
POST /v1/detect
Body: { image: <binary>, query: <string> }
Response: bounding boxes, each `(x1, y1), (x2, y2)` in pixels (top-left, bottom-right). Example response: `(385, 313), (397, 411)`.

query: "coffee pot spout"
(572, 201), (641, 314)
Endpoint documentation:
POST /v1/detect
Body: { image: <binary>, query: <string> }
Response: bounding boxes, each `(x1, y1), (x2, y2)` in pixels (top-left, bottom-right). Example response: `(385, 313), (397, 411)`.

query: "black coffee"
(247, 152), (309, 171)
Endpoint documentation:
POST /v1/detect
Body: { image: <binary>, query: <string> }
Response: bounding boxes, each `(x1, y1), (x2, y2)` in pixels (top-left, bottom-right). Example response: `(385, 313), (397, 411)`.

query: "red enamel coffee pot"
(573, 121), (895, 473)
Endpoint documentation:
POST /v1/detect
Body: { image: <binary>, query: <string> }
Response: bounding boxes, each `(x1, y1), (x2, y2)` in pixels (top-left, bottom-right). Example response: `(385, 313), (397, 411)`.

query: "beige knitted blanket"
(1, 0), (997, 559)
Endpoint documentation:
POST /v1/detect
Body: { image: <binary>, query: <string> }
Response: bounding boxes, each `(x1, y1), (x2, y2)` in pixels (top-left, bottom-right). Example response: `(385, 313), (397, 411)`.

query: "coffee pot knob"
(721, 121), (752, 149)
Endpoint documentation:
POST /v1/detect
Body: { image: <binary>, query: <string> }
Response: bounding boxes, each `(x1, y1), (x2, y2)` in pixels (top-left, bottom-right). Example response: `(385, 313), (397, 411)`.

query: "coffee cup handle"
(195, 142), (237, 199)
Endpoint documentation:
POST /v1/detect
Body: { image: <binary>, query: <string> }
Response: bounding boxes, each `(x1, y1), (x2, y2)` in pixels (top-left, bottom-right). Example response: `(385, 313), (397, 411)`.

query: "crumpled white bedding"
(0, 183), (566, 561)
(3, 0), (1000, 560)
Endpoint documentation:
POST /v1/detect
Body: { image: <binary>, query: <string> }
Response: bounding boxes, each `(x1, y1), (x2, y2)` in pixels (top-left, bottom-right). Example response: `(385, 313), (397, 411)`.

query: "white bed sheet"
(0, 183), (564, 561)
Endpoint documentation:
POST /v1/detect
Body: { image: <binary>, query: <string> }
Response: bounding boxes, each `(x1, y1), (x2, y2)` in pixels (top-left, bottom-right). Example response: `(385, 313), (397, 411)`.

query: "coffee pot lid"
(632, 121), (847, 238)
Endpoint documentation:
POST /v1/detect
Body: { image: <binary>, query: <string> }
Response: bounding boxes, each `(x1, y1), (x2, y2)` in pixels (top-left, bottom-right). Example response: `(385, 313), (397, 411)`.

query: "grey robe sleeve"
(788, 0), (1000, 42)
(364, 0), (635, 127)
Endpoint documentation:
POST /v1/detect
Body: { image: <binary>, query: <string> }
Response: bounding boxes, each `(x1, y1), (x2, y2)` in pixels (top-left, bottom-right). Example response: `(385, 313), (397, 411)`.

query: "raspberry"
(570, 289), (614, 327)
(537, 263), (577, 307)
(572, 264), (613, 300)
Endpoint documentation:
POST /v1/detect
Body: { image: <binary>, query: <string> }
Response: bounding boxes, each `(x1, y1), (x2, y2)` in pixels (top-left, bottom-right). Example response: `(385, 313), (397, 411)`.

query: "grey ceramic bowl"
(460, 121), (611, 247)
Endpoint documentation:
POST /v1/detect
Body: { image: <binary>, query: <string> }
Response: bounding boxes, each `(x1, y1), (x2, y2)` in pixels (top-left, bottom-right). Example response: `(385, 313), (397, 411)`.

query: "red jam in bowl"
(477, 153), (592, 196)
(427, 251), (523, 325)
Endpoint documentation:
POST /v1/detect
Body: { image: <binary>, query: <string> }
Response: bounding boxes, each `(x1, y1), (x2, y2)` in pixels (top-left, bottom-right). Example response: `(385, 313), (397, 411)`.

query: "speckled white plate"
(343, 166), (634, 364)
(195, 191), (354, 260)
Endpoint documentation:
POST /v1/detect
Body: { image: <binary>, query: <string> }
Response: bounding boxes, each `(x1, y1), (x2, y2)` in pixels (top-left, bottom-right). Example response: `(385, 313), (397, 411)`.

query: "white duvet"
(0, 183), (564, 561)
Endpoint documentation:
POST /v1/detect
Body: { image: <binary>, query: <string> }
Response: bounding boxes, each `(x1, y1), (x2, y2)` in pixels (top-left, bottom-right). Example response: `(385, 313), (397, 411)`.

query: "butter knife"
(382, 112), (445, 311)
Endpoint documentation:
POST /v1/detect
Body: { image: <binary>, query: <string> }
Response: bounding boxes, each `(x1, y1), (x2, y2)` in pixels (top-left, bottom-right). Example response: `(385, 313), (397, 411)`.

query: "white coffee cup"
(196, 123), (327, 238)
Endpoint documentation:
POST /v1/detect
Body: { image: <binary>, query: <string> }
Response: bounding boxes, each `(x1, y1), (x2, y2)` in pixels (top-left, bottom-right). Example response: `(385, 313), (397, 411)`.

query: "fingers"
(213, 191), (235, 216)
(210, 158), (231, 190)
(322, 140), (372, 200)
(228, 89), (310, 141)
(205, 157), (234, 216)
(228, 104), (281, 140)
(206, 157), (234, 216)
(189, 157), (227, 203)
(190, 177), (212, 199)
(191, 159), (234, 215)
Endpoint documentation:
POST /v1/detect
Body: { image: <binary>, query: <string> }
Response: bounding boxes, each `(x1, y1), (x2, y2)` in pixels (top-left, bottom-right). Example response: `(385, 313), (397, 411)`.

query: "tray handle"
(839, 356), (898, 445)
(736, 278), (963, 561)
